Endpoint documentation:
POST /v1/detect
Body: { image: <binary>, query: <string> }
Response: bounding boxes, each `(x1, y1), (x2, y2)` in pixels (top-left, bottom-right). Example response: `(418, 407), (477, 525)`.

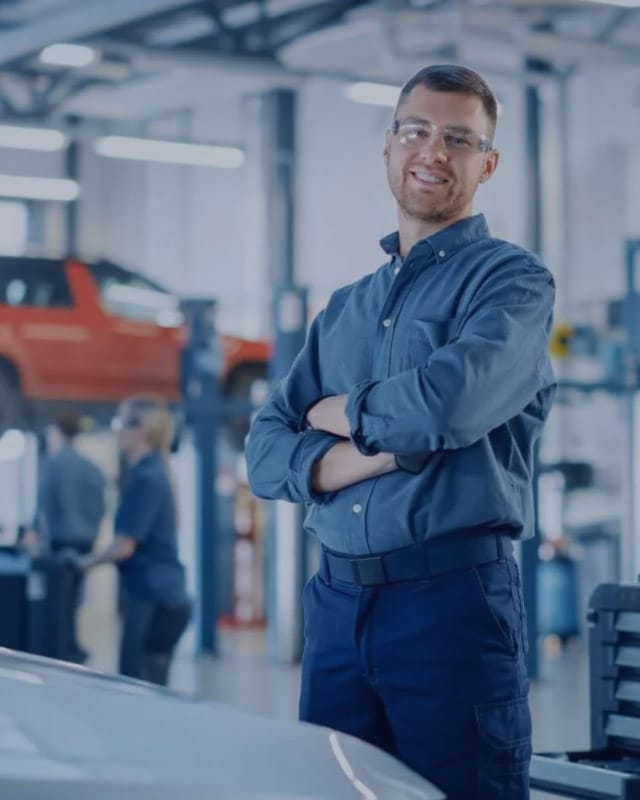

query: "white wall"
(565, 64), (640, 311)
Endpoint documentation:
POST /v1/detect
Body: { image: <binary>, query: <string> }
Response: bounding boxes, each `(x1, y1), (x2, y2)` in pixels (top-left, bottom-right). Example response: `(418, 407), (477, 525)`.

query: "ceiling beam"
(527, 27), (640, 64)
(459, 7), (640, 65)
(234, 0), (371, 53)
(88, 37), (562, 94)
(594, 7), (633, 43)
(0, 0), (200, 67)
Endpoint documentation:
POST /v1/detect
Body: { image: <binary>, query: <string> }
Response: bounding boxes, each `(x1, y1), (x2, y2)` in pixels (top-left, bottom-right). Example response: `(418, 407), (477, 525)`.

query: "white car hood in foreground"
(0, 649), (444, 800)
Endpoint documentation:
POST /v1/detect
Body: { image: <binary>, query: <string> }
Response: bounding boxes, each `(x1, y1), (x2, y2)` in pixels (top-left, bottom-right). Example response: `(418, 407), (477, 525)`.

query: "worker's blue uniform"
(246, 215), (556, 799)
(116, 451), (190, 685)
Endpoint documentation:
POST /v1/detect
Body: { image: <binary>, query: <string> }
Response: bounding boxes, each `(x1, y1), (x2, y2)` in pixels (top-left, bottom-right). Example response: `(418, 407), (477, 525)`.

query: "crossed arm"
(246, 262), (554, 504)
(305, 394), (397, 492)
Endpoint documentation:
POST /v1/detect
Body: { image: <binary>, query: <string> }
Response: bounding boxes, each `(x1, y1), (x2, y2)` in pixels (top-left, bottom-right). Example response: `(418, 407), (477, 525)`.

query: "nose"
(416, 133), (448, 162)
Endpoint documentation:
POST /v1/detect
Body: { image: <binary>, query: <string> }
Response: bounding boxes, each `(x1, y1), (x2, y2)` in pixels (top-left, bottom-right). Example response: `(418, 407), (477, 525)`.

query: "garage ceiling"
(0, 0), (639, 121)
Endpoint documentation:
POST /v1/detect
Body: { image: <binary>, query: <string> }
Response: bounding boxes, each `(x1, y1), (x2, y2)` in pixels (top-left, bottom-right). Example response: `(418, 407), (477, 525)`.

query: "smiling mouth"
(409, 170), (449, 186)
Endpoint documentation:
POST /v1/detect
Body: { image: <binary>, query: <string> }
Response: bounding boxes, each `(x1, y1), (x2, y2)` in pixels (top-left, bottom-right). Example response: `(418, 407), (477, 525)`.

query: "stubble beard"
(395, 174), (464, 225)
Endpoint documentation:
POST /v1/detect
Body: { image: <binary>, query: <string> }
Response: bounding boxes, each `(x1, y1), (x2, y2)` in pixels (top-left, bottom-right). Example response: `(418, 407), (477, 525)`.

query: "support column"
(521, 57), (549, 681)
(261, 89), (308, 664)
(65, 117), (79, 255)
(621, 240), (640, 583)
(181, 299), (222, 655)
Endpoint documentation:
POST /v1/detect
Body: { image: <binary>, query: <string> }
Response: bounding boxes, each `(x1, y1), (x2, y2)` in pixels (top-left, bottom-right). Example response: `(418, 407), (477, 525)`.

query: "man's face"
(384, 85), (499, 227)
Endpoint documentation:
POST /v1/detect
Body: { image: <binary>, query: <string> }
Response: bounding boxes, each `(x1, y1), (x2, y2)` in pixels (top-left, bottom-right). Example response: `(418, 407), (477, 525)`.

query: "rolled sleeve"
(345, 380), (380, 455)
(288, 430), (343, 503)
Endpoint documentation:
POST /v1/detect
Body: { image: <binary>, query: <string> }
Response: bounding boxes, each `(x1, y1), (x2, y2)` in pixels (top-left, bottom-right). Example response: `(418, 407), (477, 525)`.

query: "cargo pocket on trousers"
(475, 696), (532, 799)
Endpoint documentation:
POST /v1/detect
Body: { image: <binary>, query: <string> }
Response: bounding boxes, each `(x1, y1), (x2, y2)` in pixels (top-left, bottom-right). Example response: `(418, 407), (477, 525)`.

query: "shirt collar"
(379, 214), (491, 264)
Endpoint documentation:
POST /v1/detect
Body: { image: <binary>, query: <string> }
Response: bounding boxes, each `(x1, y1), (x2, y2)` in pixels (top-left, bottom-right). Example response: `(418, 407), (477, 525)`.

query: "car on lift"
(0, 256), (270, 447)
(0, 648), (444, 799)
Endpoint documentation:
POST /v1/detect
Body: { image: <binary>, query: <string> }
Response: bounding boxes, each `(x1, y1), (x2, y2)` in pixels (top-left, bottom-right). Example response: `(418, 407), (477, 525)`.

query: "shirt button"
(382, 318), (392, 328)
(394, 266), (401, 276)
(438, 249), (446, 258)
(352, 504), (362, 514)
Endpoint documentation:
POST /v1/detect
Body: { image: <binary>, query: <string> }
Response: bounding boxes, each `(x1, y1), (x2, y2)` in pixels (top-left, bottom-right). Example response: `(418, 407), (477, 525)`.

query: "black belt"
(321, 534), (514, 586)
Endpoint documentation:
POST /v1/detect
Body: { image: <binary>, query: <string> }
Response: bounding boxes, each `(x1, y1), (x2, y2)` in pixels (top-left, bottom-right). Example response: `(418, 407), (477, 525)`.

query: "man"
(29, 412), (105, 662)
(246, 64), (556, 799)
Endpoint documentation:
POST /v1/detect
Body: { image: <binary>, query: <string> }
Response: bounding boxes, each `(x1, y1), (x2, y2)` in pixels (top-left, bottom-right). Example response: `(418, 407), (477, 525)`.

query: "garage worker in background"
(246, 64), (556, 799)
(77, 396), (191, 686)
(25, 411), (105, 664)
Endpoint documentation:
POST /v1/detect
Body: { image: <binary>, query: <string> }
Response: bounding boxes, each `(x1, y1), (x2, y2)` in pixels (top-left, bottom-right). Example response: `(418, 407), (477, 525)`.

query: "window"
(0, 258), (73, 308)
(88, 260), (183, 327)
(0, 202), (28, 256)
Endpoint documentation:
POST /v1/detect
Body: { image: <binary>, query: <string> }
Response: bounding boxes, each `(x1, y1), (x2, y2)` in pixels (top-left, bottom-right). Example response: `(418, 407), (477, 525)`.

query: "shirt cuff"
(346, 381), (380, 455)
(289, 430), (343, 504)
(298, 399), (318, 432)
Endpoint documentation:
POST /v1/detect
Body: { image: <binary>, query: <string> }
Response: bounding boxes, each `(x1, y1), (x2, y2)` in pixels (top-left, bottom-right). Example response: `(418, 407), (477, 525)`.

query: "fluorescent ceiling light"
(579, 0), (640, 5)
(0, 125), (66, 152)
(0, 175), (80, 202)
(344, 82), (400, 108)
(39, 43), (97, 68)
(94, 136), (245, 168)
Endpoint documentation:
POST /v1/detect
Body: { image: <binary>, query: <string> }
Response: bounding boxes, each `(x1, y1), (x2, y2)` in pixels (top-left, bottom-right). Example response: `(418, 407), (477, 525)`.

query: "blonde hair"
(119, 395), (174, 453)
(119, 395), (178, 525)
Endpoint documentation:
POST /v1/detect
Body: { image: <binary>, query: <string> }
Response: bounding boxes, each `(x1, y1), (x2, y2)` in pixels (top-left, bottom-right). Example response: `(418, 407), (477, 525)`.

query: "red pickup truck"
(0, 256), (270, 446)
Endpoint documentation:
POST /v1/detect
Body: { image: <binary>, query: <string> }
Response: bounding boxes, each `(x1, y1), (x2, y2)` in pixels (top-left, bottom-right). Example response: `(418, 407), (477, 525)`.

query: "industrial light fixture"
(0, 175), (80, 202)
(579, 0), (640, 6)
(39, 43), (97, 68)
(0, 125), (67, 152)
(344, 82), (400, 108)
(94, 136), (245, 168)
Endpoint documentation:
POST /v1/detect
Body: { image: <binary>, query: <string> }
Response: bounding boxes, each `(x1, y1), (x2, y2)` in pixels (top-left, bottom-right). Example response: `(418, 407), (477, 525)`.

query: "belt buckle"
(354, 556), (386, 585)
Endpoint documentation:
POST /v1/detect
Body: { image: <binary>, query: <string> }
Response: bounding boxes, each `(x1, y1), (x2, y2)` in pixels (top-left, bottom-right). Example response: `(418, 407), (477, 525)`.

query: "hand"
(19, 529), (41, 557)
(74, 553), (93, 572)
(306, 395), (350, 438)
(57, 548), (85, 570)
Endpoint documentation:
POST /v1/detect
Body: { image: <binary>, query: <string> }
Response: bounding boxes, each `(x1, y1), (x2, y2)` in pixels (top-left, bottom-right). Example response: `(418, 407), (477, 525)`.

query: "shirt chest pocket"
(403, 317), (459, 369)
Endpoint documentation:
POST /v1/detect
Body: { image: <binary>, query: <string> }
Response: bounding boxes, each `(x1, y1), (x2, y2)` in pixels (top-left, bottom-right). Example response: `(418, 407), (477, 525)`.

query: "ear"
(383, 130), (392, 166)
(479, 149), (499, 183)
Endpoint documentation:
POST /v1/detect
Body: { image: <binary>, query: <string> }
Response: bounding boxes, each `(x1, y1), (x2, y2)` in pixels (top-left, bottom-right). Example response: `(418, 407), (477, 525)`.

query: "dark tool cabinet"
(531, 583), (640, 799)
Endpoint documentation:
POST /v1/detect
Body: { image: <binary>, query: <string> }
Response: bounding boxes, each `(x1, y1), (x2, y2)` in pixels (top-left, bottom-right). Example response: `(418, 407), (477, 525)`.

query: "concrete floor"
(78, 563), (591, 799)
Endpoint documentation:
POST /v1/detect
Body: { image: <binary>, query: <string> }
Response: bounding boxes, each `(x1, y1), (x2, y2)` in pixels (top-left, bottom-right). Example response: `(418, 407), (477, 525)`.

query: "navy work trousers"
(299, 554), (531, 799)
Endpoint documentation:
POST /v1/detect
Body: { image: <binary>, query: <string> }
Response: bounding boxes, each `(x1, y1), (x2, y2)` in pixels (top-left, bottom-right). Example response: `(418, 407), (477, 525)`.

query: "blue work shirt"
(246, 215), (557, 555)
(36, 445), (105, 548)
(116, 451), (187, 605)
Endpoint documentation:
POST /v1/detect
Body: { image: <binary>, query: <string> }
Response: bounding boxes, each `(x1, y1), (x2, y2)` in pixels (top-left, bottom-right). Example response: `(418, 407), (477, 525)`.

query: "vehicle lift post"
(262, 88), (310, 663)
(181, 299), (222, 655)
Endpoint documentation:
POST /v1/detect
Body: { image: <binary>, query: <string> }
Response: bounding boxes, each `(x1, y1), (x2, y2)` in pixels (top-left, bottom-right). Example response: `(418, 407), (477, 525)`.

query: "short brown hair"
(396, 64), (498, 135)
